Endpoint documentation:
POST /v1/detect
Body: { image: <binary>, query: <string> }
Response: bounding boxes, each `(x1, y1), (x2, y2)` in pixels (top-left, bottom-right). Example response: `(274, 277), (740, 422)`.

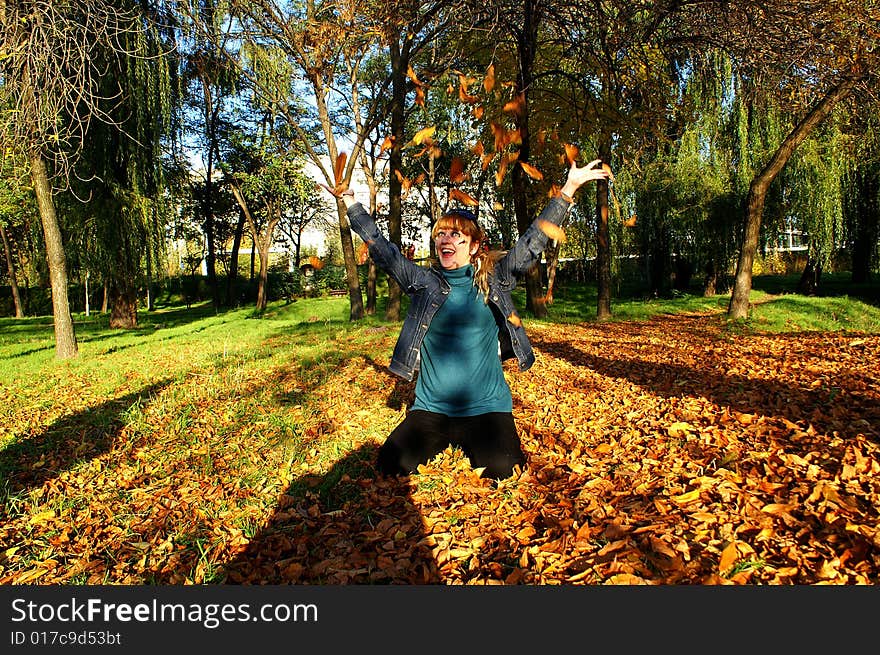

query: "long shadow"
(0, 381), (172, 504)
(530, 319), (879, 446)
(221, 443), (439, 584)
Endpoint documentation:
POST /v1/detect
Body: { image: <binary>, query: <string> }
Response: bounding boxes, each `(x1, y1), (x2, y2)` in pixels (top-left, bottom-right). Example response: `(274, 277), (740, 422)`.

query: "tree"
(178, 0), (242, 311)
(0, 1), (153, 357)
(680, 0), (876, 319)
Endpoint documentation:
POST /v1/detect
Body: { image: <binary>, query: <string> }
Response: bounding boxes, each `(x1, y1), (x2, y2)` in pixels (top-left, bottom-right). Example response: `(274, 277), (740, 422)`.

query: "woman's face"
(434, 224), (478, 270)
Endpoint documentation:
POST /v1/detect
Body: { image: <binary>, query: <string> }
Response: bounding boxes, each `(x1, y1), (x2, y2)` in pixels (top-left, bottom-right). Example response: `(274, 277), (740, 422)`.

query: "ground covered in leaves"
(2, 313), (878, 584)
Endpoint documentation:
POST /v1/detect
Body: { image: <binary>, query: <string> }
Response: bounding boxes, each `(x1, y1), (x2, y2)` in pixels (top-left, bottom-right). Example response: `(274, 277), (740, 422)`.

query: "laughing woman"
(323, 159), (611, 480)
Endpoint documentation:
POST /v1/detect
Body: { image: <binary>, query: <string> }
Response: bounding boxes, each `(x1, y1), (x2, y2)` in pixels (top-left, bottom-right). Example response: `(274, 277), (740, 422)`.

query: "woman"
(325, 158), (611, 480)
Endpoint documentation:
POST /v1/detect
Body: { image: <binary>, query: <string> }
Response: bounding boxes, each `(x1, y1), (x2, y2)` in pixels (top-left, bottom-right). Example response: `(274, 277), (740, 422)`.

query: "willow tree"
(683, 0), (876, 319)
(70, 5), (174, 328)
(0, 1), (151, 357)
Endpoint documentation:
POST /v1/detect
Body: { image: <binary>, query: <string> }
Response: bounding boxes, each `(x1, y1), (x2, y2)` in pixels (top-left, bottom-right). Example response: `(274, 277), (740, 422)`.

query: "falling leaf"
(483, 64), (496, 93)
(507, 312), (522, 328)
(449, 157), (468, 184)
(407, 65), (423, 87)
(623, 214), (637, 228)
(536, 219), (566, 242)
(414, 86), (426, 107)
(379, 135), (395, 155)
(520, 161), (543, 181)
(458, 74), (480, 103)
(503, 93), (525, 116)
(411, 125), (436, 146)
(491, 122), (506, 152)
(495, 156), (509, 187)
(333, 152), (347, 186)
(450, 188), (478, 207)
(473, 105), (485, 119)
(470, 141), (485, 156)
(564, 143), (580, 165)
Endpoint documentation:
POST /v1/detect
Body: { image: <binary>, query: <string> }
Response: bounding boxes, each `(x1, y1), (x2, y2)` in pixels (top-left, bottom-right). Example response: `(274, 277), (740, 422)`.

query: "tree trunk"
(851, 165), (879, 284)
(728, 74), (861, 319)
(385, 40), (408, 323)
(513, 0), (547, 318)
(226, 208), (246, 306)
(595, 138), (613, 320)
(366, 258), (377, 315)
(544, 240), (560, 304)
(108, 281), (138, 328)
(256, 246), (270, 311)
(0, 222), (24, 317)
(30, 153), (77, 358)
(703, 260), (719, 297)
(796, 256), (823, 295)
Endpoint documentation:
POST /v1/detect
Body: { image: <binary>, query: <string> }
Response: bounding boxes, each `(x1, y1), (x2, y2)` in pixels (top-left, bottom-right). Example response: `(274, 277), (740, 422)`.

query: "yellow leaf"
(29, 509), (56, 526)
(411, 125), (436, 145)
(667, 421), (695, 438)
(671, 489), (701, 504)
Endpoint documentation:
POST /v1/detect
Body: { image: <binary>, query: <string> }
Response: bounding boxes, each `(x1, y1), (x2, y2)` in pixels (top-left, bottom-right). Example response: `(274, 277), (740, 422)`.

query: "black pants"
(377, 410), (526, 480)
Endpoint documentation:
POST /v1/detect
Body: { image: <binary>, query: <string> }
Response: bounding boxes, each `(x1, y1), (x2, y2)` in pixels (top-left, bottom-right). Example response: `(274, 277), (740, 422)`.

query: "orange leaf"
(333, 152), (347, 186)
(415, 86), (426, 107)
(483, 64), (496, 93)
(503, 93), (525, 116)
(491, 122), (506, 151)
(507, 311), (522, 328)
(520, 161), (543, 180)
(481, 151), (495, 171)
(564, 143), (580, 165)
(623, 214), (637, 228)
(470, 140), (485, 156)
(458, 75), (480, 104)
(719, 541), (739, 572)
(536, 219), (566, 243)
(473, 105), (485, 119)
(394, 169), (411, 190)
(495, 157), (508, 187)
(450, 188), (479, 207)
(379, 135), (394, 155)
(450, 157), (468, 183)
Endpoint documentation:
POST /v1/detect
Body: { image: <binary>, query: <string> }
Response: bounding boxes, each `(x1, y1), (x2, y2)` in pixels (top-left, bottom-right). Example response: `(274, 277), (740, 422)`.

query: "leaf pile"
(1, 313), (878, 584)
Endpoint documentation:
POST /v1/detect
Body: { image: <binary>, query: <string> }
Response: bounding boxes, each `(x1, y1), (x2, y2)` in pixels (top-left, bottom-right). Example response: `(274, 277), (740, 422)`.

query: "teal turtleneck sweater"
(411, 264), (512, 417)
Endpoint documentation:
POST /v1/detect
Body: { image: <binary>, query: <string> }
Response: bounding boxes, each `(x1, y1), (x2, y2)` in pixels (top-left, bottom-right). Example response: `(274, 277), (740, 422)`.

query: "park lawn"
(0, 285), (878, 584)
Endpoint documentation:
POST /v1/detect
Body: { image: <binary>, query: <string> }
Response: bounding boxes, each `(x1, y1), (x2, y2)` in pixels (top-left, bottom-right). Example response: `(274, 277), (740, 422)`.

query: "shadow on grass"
(0, 381), (172, 505)
(220, 445), (439, 584)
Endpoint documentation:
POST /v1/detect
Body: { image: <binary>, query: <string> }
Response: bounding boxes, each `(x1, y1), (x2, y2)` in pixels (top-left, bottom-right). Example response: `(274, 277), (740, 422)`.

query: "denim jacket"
(346, 196), (572, 381)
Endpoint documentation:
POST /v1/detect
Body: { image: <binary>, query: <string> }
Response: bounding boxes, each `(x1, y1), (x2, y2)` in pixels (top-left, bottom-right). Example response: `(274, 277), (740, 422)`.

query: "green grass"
(1, 276), (878, 583)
